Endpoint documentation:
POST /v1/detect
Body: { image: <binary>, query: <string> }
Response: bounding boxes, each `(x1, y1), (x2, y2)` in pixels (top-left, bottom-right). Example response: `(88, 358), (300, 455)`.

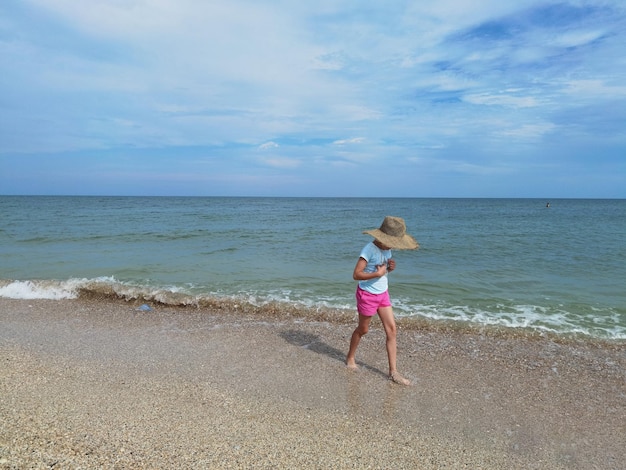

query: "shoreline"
(3, 278), (624, 342)
(1, 298), (625, 469)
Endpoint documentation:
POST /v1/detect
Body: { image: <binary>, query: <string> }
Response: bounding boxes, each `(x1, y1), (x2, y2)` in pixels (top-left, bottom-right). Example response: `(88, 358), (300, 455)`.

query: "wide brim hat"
(363, 216), (419, 250)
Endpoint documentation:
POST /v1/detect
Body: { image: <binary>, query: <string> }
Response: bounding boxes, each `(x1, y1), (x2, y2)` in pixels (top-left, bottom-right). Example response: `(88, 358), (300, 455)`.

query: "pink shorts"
(356, 286), (392, 317)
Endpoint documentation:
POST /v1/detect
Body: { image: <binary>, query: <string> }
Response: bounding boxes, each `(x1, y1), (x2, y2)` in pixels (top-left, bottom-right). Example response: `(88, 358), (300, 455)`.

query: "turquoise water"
(1, 196), (624, 340)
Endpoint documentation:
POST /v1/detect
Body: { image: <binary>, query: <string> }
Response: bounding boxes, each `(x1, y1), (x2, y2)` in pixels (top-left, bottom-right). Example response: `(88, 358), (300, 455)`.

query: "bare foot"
(389, 371), (411, 386)
(346, 360), (359, 371)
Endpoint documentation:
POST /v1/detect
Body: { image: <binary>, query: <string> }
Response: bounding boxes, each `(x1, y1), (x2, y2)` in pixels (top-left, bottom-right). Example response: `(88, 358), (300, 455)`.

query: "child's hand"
(375, 263), (388, 276)
(387, 259), (396, 272)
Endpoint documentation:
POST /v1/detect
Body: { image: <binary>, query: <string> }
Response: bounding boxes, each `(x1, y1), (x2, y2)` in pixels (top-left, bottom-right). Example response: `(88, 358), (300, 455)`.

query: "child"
(346, 216), (419, 385)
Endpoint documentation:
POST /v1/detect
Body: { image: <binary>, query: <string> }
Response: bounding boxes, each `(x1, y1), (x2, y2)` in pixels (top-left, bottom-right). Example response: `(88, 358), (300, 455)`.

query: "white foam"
(394, 300), (626, 340)
(2, 278), (624, 340)
(0, 280), (79, 300)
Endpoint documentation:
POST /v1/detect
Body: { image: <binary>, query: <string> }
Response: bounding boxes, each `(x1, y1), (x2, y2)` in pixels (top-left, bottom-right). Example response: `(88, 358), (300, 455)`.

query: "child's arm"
(353, 257), (387, 281)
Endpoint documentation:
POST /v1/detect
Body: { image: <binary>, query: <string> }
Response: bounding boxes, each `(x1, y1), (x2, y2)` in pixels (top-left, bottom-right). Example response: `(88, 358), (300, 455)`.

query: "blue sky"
(1, 0), (625, 197)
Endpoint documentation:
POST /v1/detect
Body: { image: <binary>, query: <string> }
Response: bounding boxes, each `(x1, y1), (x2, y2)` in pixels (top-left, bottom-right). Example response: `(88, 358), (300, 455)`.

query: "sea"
(1, 196), (624, 341)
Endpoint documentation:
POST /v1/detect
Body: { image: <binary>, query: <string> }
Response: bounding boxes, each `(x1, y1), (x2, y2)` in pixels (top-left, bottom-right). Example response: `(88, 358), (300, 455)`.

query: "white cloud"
(259, 142), (280, 150)
(463, 93), (539, 108)
(407, 155), (514, 176)
(498, 123), (557, 139)
(564, 79), (626, 99)
(553, 30), (606, 48)
(262, 157), (301, 169)
(333, 137), (365, 145)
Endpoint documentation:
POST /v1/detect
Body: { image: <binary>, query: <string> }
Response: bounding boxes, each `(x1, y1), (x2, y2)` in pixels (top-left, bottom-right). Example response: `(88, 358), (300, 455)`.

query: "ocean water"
(1, 196), (624, 340)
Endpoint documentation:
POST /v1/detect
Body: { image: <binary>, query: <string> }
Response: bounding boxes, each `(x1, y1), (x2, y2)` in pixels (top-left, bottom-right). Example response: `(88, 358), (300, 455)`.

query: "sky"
(1, 0), (625, 198)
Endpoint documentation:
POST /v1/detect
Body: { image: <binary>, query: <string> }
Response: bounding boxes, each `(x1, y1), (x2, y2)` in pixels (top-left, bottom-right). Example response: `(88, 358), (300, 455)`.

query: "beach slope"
(1, 298), (624, 469)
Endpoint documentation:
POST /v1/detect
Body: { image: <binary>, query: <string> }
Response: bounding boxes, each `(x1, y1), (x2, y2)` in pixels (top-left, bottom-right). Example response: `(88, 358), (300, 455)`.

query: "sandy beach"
(1, 298), (624, 469)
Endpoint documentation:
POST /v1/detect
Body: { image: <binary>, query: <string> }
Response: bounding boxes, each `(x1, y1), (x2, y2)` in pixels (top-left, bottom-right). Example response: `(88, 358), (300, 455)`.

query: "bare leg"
(378, 306), (411, 385)
(346, 314), (372, 369)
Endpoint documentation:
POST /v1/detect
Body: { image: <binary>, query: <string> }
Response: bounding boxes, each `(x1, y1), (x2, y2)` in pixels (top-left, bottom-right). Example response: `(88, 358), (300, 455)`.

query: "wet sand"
(1, 298), (624, 469)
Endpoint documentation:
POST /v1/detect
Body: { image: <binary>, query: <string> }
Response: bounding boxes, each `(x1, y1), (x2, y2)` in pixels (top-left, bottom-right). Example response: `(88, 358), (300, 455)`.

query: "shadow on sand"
(279, 329), (387, 378)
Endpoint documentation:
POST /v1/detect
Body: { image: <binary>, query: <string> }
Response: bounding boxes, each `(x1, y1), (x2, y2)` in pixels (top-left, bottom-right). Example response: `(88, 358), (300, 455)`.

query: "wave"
(0, 278), (356, 321)
(1, 278), (624, 342)
(0, 279), (83, 300)
(0, 278), (206, 305)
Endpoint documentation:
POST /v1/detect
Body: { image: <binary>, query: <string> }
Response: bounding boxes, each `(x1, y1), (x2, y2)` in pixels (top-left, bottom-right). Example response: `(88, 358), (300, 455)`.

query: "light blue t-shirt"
(358, 242), (392, 294)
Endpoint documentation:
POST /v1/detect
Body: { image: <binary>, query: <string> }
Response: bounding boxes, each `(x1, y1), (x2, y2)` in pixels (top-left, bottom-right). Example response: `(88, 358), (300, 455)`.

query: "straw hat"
(363, 216), (419, 250)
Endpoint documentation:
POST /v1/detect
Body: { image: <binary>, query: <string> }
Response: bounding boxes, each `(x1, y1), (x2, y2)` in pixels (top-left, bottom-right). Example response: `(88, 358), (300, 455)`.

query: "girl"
(346, 216), (419, 385)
